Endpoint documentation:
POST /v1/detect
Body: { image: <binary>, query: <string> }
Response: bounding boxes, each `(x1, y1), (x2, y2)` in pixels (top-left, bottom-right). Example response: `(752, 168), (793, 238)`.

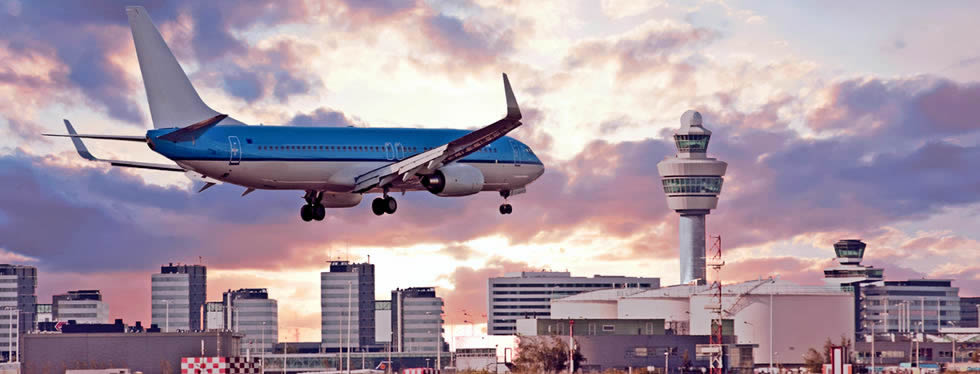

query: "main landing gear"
(371, 189), (398, 216)
(499, 190), (514, 215)
(300, 191), (326, 222)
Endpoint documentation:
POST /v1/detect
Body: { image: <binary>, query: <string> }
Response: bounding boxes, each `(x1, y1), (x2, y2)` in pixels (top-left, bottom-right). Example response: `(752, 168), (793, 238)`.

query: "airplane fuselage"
(147, 125), (545, 193)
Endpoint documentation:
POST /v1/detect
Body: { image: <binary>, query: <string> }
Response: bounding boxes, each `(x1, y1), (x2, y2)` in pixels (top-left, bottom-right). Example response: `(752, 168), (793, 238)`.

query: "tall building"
(487, 271), (659, 335)
(657, 110), (728, 285)
(205, 301), (225, 330)
(960, 297), (980, 328)
(822, 239), (884, 334)
(862, 279), (960, 333)
(0, 264), (36, 360)
(151, 263), (206, 332)
(321, 261), (375, 349)
(223, 288), (278, 354)
(52, 290), (110, 324)
(391, 287), (444, 353)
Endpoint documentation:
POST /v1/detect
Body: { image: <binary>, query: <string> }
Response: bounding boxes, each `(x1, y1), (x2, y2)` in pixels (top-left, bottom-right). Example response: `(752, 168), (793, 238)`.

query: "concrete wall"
(22, 332), (240, 374)
(690, 294), (854, 365)
(550, 300), (617, 319)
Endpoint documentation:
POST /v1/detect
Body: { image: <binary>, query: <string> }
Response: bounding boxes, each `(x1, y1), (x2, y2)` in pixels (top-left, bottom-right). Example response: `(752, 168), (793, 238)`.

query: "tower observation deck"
(657, 110), (728, 285)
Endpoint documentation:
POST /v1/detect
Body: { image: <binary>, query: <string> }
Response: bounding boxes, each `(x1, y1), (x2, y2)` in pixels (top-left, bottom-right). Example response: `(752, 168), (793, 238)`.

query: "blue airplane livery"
(46, 6), (545, 222)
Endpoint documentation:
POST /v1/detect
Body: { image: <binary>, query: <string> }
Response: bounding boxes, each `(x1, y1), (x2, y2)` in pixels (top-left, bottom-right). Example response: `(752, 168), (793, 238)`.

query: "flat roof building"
(53, 290), (109, 324)
(151, 263), (206, 332)
(22, 330), (241, 374)
(223, 288), (278, 355)
(548, 279), (853, 366)
(0, 264), (37, 361)
(487, 271), (659, 335)
(391, 287), (444, 353)
(960, 297), (980, 328)
(321, 261), (375, 349)
(862, 279), (960, 334)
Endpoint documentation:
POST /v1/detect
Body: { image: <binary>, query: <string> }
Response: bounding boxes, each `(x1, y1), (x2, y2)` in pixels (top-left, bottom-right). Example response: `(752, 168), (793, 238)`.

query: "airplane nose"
(532, 164), (545, 180)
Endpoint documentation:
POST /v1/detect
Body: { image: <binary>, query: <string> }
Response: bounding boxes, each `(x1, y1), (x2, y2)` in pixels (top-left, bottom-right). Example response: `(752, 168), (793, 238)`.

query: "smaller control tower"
(658, 111), (728, 285)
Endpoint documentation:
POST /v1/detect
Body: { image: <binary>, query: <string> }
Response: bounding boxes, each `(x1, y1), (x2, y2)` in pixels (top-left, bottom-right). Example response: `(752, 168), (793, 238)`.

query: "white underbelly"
(179, 160), (544, 192)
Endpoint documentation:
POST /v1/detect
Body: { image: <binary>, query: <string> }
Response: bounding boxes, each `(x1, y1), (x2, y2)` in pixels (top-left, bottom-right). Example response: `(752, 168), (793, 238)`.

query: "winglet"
(503, 73), (521, 120)
(64, 119), (96, 161)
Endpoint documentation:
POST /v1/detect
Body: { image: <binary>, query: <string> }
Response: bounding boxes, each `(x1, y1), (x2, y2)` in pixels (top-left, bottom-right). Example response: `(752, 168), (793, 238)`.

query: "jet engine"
(321, 192), (363, 208)
(420, 164), (485, 197)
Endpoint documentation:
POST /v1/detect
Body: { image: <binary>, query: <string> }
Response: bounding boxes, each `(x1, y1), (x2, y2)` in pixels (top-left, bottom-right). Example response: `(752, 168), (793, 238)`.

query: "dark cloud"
(0, 1), (315, 127)
(223, 66), (265, 102)
(420, 13), (514, 67)
(287, 108), (359, 127)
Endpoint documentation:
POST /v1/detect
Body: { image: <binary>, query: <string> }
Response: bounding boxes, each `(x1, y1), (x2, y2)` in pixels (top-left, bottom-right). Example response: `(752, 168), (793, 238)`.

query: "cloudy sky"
(2, 0), (980, 342)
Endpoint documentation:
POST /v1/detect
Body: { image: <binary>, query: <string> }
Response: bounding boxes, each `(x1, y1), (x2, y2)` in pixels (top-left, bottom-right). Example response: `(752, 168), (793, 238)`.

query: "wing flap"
(353, 73), (522, 193)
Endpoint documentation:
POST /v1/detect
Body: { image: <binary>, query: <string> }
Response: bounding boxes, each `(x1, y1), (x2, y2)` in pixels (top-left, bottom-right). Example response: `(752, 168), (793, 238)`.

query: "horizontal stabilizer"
(61, 119), (184, 172)
(41, 133), (145, 142)
(158, 114), (228, 142)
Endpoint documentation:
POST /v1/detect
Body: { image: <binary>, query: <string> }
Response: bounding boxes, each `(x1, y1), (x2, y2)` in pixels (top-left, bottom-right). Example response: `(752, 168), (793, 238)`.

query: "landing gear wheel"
(384, 196), (398, 214)
(499, 204), (512, 215)
(300, 204), (314, 222)
(312, 204), (326, 221)
(372, 198), (386, 216)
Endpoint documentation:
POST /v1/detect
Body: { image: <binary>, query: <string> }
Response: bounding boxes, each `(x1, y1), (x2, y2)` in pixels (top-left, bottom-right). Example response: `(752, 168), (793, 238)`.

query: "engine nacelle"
(420, 164), (485, 197)
(321, 192), (362, 208)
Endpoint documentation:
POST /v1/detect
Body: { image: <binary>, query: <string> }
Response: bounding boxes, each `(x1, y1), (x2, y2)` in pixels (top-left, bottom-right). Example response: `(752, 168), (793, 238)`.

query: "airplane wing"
(353, 73), (522, 193)
(60, 119), (185, 172)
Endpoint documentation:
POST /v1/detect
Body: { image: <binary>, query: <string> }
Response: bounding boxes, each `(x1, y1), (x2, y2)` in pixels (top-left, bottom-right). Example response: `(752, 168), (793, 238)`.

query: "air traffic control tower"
(657, 110), (728, 285)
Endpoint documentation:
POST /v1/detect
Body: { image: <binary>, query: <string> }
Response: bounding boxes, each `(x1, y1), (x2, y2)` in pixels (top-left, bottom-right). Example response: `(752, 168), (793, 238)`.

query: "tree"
(802, 348), (823, 373)
(512, 335), (586, 373)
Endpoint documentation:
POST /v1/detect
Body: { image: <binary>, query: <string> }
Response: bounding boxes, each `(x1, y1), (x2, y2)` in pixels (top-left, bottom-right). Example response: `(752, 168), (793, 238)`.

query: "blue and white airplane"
(45, 6), (544, 221)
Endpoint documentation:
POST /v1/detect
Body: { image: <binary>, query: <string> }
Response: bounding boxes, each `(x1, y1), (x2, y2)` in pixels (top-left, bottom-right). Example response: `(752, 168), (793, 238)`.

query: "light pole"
(347, 280), (352, 374)
(870, 323), (876, 374)
(665, 350), (669, 374)
(261, 321), (266, 368)
(947, 321), (957, 364)
(769, 292), (774, 374)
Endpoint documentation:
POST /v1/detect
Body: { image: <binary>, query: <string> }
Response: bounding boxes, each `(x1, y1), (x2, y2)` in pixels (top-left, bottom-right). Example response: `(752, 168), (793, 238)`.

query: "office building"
(52, 290), (110, 324)
(487, 271), (659, 335)
(961, 297), (980, 328)
(548, 279), (854, 366)
(205, 301), (225, 330)
(375, 300), (392, 344)
(35, 304), (52, 328)
(657, 110), (728, 284)
(223, 288), (278, 354)
(861, 279), (960, 333)
(151, 263), (206, 332)
(321, 261), (375, 349)
(391, 287), (444, 353)
(0, 264), (37, 360)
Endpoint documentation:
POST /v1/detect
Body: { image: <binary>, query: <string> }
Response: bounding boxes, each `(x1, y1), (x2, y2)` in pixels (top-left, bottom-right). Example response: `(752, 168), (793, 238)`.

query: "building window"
(635, 347), (648, 357)
(602, 325), (615, 332)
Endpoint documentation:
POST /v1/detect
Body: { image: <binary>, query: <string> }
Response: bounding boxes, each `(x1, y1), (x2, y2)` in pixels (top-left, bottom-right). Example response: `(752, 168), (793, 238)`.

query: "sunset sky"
(2, 0), (980, 342)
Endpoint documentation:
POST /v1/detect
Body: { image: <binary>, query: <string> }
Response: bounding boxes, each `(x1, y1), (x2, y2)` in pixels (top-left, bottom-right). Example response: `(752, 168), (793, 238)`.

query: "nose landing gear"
(300, 191), (326, 222)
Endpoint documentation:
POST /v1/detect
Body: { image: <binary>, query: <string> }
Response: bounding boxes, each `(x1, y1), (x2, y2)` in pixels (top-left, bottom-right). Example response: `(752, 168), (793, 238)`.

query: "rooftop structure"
(487, 271), (659, 335)
(657, 111), (728, 285)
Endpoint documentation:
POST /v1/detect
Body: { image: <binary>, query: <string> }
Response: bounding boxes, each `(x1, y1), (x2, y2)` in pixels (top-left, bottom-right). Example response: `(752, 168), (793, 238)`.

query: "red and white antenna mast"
(707, 235), (725, 374)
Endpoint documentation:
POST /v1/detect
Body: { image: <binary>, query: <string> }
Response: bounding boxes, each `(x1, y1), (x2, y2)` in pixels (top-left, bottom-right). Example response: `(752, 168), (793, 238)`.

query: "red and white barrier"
(181, 357), (262, 374)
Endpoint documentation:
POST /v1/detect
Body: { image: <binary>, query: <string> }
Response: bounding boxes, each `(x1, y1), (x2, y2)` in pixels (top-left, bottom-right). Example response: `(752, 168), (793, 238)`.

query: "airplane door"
(394, 142), (404, 160)
(384, 142), (394, 160)
(228, 136), (242, 165)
